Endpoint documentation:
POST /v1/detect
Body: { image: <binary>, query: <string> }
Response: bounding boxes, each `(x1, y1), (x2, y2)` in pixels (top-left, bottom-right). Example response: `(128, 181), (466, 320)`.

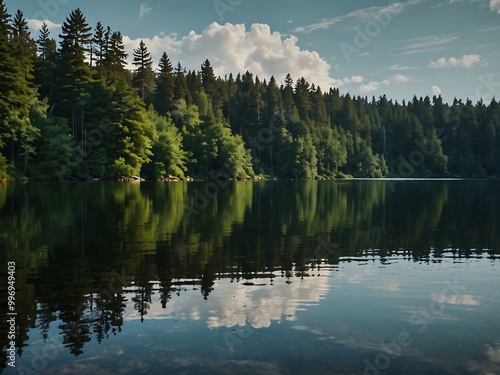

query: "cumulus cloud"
(491, 0), (500, 13)
(359, 81), (381, 93)
(122, 276), (331, 329)
(431, 293), (481, 306)
(391, 74), (411, 83)
(27, 19), (61, 33)
(139, 2), (152, 19)
(343, 75), (365, 84)
(123, 22), (340, 89)
(357, 74), (410, 93)
(432, 86), (442, 96)
(429, 54), (481, 69)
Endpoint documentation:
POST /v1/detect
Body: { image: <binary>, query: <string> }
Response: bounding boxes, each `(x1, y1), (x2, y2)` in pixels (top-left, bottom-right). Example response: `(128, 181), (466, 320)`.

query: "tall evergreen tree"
(105, 31), (128, 80)
(132, 40), (155, 103)
(154, 52), (174, 115)
(201, 59), (218, 111)
(173, 62), (190, 104)
(282, 73), (295, 118)
(92, 22), (106, 79)
(294, 77), (311, 123)
(35, 22), (57, 100)
(55, 8), (93, 145)
(0, 5), (39, 173)
(11, 10), (36, 83)
(0, 1), (20, 153)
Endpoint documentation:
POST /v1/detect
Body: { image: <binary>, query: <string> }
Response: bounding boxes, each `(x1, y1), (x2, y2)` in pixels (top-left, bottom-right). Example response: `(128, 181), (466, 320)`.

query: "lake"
(0, 180), (499, 374)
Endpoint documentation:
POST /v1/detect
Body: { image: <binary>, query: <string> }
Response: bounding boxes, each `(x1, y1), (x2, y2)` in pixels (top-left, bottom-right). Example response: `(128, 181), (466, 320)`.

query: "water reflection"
(122, 272), (333, 329)
(0, 180), (499, 373)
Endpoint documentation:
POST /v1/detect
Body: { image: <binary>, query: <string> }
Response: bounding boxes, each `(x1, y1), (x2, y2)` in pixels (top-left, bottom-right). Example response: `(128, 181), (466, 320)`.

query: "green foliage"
(0, 6), (40, 173)
(0, 4), (499, 180)
(142, 107), (187, 179)
(31, 115), (79, 179)
(0, 153), (7, 178)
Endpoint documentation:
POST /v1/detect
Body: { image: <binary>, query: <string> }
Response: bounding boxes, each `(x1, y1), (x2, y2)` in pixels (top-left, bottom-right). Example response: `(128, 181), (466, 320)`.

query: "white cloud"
(431, 293), (481, 306)
(491, 0), (500, 13)
(123, 22), (341, 89)
(343, 75), (365, 84)
(388, 64), (417, 71)
(429, 54), (481, 69)
(487, 346), (500, 363)
(432, 85), (442, 96)
(359, 81), (380, 93)
(391, 74), (411, 83)
(292, 0), (422, 33)
(27, 19), (61, 33)
(139, 2), (152, 19)
(357, 74), (409, 93)
(397, 33), (458, 56)
(122, 275), (331, 329)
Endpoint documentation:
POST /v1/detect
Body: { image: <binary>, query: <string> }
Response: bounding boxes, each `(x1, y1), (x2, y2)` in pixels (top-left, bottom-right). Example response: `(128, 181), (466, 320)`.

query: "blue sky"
(5, 0), (500, 103)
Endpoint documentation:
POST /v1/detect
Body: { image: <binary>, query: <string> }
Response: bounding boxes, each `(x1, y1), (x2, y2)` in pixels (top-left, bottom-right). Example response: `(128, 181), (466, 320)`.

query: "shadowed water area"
(0, 180), (499, 374)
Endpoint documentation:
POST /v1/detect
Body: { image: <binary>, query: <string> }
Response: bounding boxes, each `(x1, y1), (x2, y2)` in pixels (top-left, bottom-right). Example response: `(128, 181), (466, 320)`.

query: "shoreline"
(2, 176), (497, 184)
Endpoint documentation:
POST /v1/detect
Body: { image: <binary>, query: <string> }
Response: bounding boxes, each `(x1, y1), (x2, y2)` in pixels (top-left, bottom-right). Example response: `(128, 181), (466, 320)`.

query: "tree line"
(0, 3), (499, 180)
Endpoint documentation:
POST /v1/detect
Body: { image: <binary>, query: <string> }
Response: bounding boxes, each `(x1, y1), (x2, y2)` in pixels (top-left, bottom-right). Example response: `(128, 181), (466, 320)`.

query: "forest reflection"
(0, 180), (498, 365)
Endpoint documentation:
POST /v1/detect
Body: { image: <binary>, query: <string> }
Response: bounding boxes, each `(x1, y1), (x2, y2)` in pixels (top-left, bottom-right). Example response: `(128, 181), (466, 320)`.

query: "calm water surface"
(0, 180), (499, 374)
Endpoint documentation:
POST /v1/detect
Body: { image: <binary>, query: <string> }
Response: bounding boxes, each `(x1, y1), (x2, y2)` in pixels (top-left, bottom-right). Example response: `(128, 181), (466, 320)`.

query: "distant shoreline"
(2, 176), (497, 184)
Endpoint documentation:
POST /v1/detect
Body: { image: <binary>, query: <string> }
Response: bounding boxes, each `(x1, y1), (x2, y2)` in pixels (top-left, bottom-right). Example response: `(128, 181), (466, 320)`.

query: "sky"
(4, 0), (500, 103)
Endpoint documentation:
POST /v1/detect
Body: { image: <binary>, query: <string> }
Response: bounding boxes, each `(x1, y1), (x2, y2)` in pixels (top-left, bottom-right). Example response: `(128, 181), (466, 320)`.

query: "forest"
(1, 2), (499, 181)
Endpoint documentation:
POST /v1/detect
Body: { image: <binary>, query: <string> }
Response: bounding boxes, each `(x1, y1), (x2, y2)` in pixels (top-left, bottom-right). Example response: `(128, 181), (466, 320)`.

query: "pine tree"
(282, 73), (295, 118)
(92, 22), (106, 79)
(35, 22), (57, 99)
(186, 70), (209, 116)
(0, 2), (21, 152)
(132, 40), (155, 103)
(173, 62), (190, 104)
(294, 77), (311, 123)
(55, 8), (93, 144)
(0, 5), (39, 173)
(201, 59), (218, 111)
(106, 31), (128, 80)
(154, 52), (174, 115)
(11, 10), (36, 83)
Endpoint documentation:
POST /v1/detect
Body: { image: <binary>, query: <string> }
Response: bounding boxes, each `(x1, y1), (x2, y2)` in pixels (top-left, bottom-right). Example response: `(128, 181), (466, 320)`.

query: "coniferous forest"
(1, 3), (499, 181)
